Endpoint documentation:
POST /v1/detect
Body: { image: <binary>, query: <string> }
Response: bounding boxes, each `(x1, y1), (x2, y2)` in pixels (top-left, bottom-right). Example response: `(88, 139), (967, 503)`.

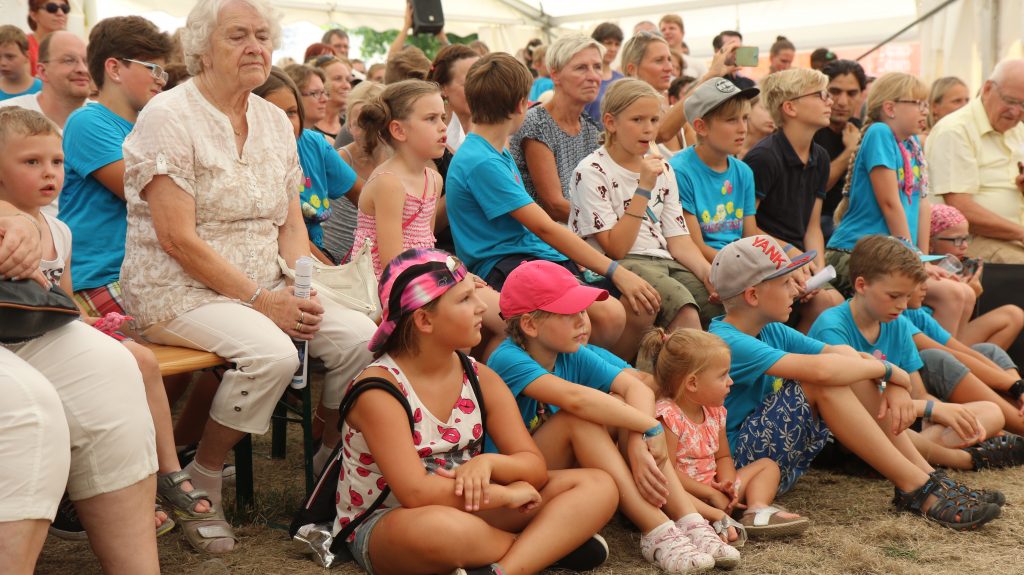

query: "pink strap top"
(351, 169), (439, 277)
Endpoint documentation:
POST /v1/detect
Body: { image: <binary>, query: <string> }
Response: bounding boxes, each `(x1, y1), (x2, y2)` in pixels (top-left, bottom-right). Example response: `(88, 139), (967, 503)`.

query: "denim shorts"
(346, 507), (395, 575)
(731, 380), (830, 495)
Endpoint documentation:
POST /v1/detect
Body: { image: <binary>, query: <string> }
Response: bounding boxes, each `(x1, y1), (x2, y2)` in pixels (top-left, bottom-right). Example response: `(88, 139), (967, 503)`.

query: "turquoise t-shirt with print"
(670, 146), (756, 250)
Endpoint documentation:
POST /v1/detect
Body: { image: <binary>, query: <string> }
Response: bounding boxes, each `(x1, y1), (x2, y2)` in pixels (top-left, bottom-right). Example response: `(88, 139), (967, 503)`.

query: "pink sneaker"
(640, 524), (715, 574)
(677, 517), (742, 570)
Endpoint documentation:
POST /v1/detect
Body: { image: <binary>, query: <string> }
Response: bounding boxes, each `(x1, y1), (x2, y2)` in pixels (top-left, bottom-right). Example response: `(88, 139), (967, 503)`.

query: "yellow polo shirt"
(925, 97), (1024, 225)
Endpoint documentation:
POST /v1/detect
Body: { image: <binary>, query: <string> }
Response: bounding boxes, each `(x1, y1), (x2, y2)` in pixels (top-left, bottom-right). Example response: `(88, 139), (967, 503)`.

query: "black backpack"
(290, 351), (486, 561)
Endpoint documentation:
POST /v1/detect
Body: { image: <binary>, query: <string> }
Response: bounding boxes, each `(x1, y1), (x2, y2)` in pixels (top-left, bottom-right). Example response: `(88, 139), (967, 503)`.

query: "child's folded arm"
(768, 352), (900, 389)
(476, 364), (548, 488)
(526, 373), (658, 434)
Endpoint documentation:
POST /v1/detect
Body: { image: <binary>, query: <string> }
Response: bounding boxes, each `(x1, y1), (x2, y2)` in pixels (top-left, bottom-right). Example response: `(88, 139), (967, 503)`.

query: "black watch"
(1009, 379), (1024, 398)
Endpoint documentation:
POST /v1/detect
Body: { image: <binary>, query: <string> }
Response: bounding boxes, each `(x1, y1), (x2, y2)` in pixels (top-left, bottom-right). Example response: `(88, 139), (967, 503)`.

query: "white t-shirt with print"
(39, 213), (72, 287)
(570, 147), (689, 260)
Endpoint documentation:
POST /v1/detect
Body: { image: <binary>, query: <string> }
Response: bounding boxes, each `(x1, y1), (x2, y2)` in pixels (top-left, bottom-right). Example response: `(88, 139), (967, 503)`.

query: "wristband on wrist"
(244, 286), (263, 308)
(924, 399), (935, 421)
(634, 186), (652, 200)
(642, 423), (664, 440)
(1009, 379), (1024, 398)
(623, 211), (644, 219)
(606, 260), (619, 279)
(881, 360), (893, 383)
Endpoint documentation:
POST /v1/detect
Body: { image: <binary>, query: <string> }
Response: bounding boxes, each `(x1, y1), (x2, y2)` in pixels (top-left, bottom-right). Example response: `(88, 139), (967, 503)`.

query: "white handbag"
(279, 239), (381, 321)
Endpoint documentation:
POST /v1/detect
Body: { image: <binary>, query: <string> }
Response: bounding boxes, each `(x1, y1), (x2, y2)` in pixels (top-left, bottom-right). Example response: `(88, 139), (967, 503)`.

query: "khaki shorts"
(5, 321), (157, 506)
(143, 286), (375, 434)
(825, 249), (854, 298)
(620, 254), (723, 328)
(966, 235), (1024, 264)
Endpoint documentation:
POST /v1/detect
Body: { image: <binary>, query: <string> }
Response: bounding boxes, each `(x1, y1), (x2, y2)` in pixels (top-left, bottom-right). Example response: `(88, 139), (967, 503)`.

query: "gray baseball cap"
(684, 77), (759, 123)
(710, 235), (816, 301)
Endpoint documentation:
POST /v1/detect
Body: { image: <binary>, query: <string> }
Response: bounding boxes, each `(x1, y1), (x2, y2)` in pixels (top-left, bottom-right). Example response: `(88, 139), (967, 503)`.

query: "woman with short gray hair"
(120, 0), (375, 553)
(509, 34), (604, 223)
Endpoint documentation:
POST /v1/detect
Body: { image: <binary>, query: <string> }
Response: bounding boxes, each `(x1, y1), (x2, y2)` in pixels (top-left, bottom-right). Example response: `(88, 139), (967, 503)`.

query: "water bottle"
(290, 257), (314, 390)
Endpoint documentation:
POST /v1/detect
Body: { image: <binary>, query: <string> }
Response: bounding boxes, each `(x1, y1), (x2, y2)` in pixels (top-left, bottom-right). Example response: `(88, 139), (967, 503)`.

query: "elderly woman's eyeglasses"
(43, 2), (70, 14)
(895, 99), (929, 112)
(119, 58), (169, 84)
(789, 90), (831, 103)
(934, 234), (972, 247)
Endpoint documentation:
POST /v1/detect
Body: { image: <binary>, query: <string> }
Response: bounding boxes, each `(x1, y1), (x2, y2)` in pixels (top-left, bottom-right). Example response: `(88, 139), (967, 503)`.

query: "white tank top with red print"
(333, 353), (484, 540)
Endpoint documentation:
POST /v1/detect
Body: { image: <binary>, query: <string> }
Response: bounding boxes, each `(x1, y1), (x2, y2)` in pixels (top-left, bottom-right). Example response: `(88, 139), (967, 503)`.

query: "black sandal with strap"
(964, 433), (1024, 470)
(930, 470), (1006, 507)
(893, 476), (1001, 530)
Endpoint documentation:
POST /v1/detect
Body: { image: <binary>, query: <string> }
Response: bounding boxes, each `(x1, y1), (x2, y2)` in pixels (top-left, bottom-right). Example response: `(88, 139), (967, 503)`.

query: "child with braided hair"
(825, 73), (976, 337)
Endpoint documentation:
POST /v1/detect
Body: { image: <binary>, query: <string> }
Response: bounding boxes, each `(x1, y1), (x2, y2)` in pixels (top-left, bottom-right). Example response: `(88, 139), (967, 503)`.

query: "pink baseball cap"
(499, 260), (608, 318)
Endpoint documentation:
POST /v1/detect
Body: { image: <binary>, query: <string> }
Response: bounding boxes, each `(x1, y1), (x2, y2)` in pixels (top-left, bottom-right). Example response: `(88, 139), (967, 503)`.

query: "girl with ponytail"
(638, 328), (810, 540)
(825, 73), (977, 335)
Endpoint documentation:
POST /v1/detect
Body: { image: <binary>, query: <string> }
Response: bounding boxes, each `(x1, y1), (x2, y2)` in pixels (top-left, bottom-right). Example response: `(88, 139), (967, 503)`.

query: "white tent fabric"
(1, 0), (1020, 79)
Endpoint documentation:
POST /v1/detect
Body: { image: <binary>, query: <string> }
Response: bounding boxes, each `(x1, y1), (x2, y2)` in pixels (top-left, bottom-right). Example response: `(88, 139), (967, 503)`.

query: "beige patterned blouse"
(120, 79), (303, 329)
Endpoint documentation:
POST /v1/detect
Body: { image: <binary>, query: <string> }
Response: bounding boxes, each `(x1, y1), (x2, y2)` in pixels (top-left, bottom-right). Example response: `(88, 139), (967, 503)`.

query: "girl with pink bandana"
(929, 203), (1024, 349)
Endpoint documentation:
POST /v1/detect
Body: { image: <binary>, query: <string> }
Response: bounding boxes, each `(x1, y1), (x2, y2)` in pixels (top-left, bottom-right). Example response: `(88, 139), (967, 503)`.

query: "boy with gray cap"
(707, 235), (1001, 529)
(669, 77), (760, 265)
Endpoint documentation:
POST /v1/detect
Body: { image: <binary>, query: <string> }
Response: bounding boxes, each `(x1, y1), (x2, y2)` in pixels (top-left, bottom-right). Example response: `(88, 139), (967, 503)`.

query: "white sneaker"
(677, 517), (742, 570)
(640, 524), (715, 574)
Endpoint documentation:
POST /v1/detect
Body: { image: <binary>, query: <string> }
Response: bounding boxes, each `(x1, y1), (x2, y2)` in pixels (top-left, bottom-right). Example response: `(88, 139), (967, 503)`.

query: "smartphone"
(735, 46), (759, 67)
(962, 258), (980, 277)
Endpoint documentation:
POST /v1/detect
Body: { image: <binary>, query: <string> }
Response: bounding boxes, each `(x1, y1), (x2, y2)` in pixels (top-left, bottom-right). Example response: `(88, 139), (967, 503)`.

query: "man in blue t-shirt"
(447, 52), (660, 353)
(669, 76), (759, 262)
(57, 19), (173, 317)
(706, 235), (1000, 529)
(809, 235), (1019, 473)
(488, 260), (742, 567)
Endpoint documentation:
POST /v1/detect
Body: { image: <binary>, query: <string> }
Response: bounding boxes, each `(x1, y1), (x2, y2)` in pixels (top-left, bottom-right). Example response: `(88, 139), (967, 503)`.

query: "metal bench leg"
(271, 401), (287, 460)
(233, 434), (254, 513)
(301, 384), (315, 495)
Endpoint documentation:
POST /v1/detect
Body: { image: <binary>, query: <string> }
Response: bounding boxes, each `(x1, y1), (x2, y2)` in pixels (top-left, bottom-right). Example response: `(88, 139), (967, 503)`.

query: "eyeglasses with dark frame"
(43, 2), (70, 14)
(934, 234), (972, 247)
(119, 58), (169, 84)
(789, 89), (832, 103)
(895, 99), (929, 112)
(300, 89), (327, 100)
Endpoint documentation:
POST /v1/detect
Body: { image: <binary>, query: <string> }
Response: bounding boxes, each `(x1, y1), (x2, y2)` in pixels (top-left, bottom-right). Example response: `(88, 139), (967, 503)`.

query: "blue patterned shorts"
(731, 380), (830, 495)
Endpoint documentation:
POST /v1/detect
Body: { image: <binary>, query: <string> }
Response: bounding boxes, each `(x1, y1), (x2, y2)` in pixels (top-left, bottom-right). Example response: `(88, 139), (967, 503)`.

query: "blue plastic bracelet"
(606, 260), (619, 279)
(924, 399), (935, 421)
(634, 186), (652, 200)
(643, 423), (664, 439)
(882, 360), (893, 383)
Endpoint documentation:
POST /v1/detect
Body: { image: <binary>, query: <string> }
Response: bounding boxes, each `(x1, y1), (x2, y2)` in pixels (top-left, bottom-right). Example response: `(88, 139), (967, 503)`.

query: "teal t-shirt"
(828, 123), (925, 250)
(709, 317), (826, 444)
(58, 103), (133, 291)
(485, 338), (620, 452)
(808, 300), (925, 374)
(902, 307), (951, 345)
(0, 77), (42, 100)
(297, 129), (356, 248)
(446, 133), (565, 279)
(670, 146), (756, 250)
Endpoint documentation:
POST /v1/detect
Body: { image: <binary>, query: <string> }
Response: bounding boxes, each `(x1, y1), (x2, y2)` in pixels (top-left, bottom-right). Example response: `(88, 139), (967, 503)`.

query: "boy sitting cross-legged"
(708, 235), (1001, 530)
(487, 260), (741, 574)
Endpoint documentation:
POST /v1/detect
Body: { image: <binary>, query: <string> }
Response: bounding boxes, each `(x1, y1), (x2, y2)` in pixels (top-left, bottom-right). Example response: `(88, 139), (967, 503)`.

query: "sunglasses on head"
(43, 2), (71, 14)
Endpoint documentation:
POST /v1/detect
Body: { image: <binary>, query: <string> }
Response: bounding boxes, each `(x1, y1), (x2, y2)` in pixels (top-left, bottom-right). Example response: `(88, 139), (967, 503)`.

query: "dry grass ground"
(35, 377), (1024, 575)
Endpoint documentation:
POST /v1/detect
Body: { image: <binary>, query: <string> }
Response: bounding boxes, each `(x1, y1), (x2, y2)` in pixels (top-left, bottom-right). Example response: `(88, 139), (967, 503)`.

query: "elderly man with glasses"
(926, 59), (1024, 264)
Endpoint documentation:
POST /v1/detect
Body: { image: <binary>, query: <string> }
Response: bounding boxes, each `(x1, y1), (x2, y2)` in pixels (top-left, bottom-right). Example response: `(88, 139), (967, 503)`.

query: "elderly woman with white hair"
(509, 34), (604, 223)
(119, 0), (375, 553)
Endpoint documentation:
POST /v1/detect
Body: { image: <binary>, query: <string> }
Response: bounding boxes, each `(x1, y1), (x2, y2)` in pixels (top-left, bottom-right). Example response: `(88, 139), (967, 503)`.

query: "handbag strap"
(456, 350), (486, 446)
(330, 377), (414, 553)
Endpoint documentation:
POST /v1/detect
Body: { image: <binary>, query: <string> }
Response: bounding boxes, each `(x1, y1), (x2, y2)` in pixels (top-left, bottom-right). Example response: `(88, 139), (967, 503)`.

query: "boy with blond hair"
(0, 25), (42, 101)
(709, 234), (1001, 530)
(744, 68), (843, 332)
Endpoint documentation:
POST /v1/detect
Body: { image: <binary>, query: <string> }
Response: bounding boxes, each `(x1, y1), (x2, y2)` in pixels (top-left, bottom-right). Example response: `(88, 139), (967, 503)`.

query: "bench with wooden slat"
(141, 343), (227, 376)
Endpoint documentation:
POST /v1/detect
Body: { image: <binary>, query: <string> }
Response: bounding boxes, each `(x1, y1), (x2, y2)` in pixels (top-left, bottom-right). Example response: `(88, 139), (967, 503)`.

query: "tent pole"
(856, 0), (959, 61)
